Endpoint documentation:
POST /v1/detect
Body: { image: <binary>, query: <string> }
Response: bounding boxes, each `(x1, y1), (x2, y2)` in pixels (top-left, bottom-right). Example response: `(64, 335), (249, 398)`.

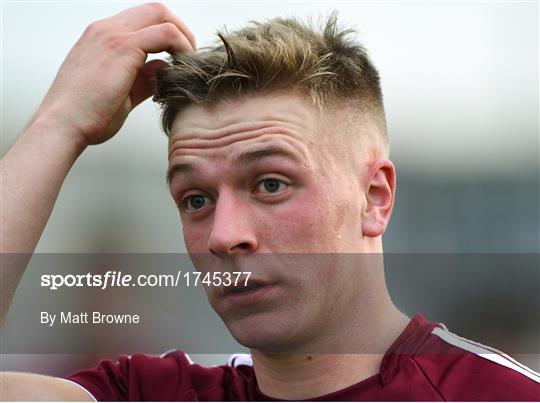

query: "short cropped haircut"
(153, 13), (387, 145)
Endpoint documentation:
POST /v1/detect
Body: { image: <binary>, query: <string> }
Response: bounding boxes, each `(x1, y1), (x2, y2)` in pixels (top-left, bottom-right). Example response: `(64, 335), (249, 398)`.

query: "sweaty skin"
(167, 93), (408, 400)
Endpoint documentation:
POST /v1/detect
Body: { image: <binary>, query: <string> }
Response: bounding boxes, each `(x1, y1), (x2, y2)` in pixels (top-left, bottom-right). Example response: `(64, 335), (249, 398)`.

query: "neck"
(251, 303), (409, 400)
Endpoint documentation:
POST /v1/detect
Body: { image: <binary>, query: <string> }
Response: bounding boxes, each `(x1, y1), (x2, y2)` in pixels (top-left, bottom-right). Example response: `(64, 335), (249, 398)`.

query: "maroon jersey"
(67, 314), (540, 401)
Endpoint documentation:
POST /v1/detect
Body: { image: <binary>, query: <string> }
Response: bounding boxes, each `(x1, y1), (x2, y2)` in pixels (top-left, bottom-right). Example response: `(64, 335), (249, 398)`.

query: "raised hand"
(33, 2), (196, 146)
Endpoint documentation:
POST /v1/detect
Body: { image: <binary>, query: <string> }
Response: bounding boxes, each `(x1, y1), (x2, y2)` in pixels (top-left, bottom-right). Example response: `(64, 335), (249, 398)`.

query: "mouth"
(220, 278), (271, 297)
(220, 279), (277, 307)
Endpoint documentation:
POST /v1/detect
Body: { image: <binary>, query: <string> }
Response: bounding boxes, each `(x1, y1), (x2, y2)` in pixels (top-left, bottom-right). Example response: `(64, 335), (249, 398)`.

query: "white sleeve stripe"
(434, 326), (537, 375)
(62, 378), (98, 402)
(432, 326), (540, 379)
(431, 327), (540, 383)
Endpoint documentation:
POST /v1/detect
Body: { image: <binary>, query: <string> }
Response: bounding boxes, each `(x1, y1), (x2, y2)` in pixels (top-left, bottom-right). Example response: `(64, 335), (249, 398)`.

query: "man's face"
(167, 93), (374, 351)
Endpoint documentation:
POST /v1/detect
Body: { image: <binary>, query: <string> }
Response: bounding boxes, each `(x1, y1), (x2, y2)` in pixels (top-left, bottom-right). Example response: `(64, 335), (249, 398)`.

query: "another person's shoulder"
(66, 350), (255, 401)
(412, 321), (540, 401)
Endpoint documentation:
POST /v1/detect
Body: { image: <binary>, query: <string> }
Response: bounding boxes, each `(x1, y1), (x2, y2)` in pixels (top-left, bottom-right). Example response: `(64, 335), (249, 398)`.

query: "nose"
(207, 191), (258, 256)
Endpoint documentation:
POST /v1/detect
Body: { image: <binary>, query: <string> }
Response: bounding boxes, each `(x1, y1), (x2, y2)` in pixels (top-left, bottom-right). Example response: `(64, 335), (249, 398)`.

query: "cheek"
(260, 190), (341, 252)
(181, 219), (210, 253)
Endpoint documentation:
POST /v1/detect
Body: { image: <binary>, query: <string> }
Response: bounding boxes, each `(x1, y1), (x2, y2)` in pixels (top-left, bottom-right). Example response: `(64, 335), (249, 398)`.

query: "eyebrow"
(166, 162), (197, 185)
(166, 146), (301, 185)
(235, 146), (301, 165)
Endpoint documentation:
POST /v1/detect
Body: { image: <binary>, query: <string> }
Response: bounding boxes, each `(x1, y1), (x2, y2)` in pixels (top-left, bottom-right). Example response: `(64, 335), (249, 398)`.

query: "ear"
(361, 159), (396, 238)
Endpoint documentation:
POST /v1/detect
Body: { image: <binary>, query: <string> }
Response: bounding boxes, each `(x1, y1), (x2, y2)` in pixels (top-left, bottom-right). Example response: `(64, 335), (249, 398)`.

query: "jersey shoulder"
(412, 324), (540, 401)
(67, 350), (254, 401)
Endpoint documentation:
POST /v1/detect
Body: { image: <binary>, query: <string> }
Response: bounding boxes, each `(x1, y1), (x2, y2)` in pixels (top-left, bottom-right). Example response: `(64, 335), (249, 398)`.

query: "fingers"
(110, 2), (196, 50)
(129, 59), (168, 108)
(129, 22), (194, 54)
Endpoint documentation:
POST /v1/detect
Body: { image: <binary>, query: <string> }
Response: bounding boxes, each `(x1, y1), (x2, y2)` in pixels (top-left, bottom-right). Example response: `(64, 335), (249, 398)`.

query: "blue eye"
(183, 194), (210, 211)
(258, 178), (287, 194)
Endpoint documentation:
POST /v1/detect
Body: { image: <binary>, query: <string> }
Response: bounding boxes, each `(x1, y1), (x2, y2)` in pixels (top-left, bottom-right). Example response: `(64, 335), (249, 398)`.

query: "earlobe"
(361, 159), (396, 238)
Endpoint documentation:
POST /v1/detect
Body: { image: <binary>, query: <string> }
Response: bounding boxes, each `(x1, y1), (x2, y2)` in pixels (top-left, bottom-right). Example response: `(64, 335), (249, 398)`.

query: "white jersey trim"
(159, 349), (194, 364)
(227, 353), (253, 367)
(431, 326), (540, 383)
(160, 348), (177, 358)
(62, 378), (97, 402)
(184, 352), (195, 365)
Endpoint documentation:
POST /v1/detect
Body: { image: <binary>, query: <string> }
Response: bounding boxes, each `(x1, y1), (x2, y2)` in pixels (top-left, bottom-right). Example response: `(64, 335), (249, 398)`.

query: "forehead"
(168, 93), (322, 145)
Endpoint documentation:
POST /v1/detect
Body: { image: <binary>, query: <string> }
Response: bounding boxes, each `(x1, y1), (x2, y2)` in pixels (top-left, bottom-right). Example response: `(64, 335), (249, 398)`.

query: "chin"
(223, 311), (304, 352)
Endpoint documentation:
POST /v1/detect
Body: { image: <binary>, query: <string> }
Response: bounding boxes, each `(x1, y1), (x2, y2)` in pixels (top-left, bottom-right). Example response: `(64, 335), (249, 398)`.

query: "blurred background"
(2, 1), (538, 375)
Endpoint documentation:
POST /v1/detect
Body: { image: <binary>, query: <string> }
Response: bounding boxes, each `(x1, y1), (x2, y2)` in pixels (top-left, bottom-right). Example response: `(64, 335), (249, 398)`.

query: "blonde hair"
(154, 12), (387, 145)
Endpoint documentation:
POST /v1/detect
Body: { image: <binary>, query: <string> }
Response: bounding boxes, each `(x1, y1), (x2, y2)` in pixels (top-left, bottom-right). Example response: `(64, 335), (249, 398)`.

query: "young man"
(1, 3), (538, 401)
